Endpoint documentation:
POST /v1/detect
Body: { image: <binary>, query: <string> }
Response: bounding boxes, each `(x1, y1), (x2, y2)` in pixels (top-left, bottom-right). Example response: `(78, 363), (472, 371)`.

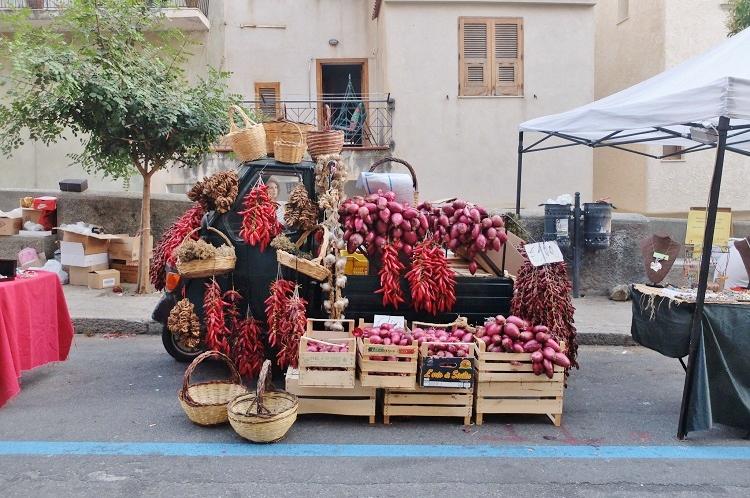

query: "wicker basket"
(306, 105), (344, 160)
(178, 351), (249, 426)
(228, 360), (298, 443)
(227, 105), (267, 162)
(276, 225), (331, 282)
(176, 226), (237, 279)
(369, 157), (420, 206)
(274, 122), (306, 164)
(264, 119), (315, 156)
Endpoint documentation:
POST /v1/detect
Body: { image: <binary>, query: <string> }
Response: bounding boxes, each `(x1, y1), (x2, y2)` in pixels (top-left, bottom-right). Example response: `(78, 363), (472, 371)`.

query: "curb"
(72, 318), (638, 346)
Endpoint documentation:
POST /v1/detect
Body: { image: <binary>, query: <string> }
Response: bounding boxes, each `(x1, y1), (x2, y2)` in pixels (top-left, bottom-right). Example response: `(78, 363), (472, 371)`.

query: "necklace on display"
(650, 251), (670, 272)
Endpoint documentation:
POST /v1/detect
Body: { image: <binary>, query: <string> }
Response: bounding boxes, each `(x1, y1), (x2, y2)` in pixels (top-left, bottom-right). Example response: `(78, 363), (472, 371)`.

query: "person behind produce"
(265, 177), (285, 224)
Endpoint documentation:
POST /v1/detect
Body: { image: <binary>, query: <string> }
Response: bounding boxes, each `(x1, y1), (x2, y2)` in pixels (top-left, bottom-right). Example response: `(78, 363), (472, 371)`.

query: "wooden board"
(383, 385), (473, 426)
(357, 333), (418, 389)
(298, 330), (356, 388)
(285, 369), (376, 424)
(474, 340), (565, 426)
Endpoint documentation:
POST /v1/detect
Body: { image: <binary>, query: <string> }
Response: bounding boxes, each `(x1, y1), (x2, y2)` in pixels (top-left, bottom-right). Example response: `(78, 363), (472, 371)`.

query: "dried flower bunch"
(284, 184), (318, 230)
(187, 170), (238, 214)
(167, 298), (201, 349)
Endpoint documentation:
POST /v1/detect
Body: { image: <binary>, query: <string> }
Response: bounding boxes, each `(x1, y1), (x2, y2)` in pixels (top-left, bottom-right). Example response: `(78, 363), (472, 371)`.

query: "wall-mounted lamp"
(329, 38), (339, 46)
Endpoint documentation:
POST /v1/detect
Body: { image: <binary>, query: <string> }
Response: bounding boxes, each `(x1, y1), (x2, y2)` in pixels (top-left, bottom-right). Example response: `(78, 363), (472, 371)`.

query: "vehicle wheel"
(161, 325), (204, 363)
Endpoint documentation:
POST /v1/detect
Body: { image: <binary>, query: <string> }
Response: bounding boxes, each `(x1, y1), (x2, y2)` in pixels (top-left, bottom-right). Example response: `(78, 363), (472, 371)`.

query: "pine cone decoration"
(187, 170), (238, 214)
(175, 238), (218, 262)
(284, 184), (318, 230)
(167, 298), (202, 349)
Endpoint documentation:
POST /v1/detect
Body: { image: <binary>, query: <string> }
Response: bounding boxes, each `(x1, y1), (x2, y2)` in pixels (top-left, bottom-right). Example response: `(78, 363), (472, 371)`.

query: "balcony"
(0, 0), (210, 32)
(236, 95), (395, 152)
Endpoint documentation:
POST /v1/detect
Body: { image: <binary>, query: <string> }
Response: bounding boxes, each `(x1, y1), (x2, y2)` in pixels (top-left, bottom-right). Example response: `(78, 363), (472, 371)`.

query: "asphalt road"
(0, 336), (748, 497)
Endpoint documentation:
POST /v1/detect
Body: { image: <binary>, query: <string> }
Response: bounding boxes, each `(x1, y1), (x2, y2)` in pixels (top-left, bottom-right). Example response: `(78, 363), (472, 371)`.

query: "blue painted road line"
(0, 441), (750, 459)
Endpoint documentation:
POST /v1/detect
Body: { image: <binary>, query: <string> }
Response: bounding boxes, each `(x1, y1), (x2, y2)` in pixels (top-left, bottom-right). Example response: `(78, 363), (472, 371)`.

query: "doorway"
(316, 59), (368, 146)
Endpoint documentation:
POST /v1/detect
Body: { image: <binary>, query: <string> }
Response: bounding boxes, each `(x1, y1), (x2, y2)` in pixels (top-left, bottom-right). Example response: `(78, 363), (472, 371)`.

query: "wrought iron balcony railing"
(0, 1), (209, 18)
(242, 95), (394, 150)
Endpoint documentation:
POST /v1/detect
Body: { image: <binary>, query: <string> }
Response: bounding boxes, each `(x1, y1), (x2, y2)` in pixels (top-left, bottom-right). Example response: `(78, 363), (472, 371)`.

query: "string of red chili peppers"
(276, 287), (308, 369)
(264, 278), (296, 349)
(203, 278), (232, 356)
(150, 203), (205, 291)
(239, 180), (282, 252)
(406, 237), (456, 314)
(375, 242), (405, 309)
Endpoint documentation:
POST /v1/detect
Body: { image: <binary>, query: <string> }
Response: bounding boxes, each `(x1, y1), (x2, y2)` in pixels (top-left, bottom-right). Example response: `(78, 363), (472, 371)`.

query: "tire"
(161, 325), (204, 363)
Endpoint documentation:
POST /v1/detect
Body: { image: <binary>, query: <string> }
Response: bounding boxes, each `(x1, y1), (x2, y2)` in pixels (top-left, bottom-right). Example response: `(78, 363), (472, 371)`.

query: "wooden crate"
(418, 341), (476, 389)
(285, 368), (376, 424)
(383, 385), (473, 426)
(298, 325), (356, 388)
(473, 339), (564, 426)
(357, 337), (418, 389)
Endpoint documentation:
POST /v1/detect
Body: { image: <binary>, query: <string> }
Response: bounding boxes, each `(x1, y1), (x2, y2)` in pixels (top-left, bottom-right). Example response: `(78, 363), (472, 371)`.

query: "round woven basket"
(228, 360), (298, 443)
(276, 225), (331, 281)
(306, 104), (344, 160)
(176, 226), (237, 279)
(369, 157), (419, 206)
(178, 351), (249, 426)
(273, 122), (306, 164)
(264, 119), (315, 155)
(227, 105), (267, 162)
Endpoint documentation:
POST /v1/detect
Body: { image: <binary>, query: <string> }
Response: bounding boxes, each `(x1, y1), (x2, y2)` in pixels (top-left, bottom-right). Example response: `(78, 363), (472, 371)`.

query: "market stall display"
(298, 321), (356, 388)
(631, 284), (750, 432)
(355, 322), (419, 389)
(0, 270), (74, 408)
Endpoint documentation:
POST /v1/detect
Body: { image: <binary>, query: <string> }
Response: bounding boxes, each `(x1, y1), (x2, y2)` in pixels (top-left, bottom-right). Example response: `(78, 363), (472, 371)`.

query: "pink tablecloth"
(0, 270), (74, 408)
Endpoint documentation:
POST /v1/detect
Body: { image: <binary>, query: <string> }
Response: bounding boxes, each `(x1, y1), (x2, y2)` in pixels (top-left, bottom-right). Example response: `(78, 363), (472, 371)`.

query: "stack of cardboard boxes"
(109, 234), (152, 284)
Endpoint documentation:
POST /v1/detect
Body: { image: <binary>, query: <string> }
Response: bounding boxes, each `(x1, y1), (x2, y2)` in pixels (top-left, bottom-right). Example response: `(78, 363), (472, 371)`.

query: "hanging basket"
(227, 105), (267, 162)
(274, 122), (306, 164)
(369, 157), (420, 205)
(228, 360), (298, 443)
(264, 118), (315, 156)
(276, 225), (331, 282)
(178, 351), (249, 426)
(306, 105), (344, 160)
(176, 226), (237, 279)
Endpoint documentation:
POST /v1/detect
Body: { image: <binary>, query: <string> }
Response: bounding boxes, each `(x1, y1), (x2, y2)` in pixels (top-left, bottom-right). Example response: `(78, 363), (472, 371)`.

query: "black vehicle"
(152, 158), (320, 362)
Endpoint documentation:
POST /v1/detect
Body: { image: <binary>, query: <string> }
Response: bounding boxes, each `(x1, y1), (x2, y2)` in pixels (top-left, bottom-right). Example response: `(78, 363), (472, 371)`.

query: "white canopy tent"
(516, 28), (750, 440)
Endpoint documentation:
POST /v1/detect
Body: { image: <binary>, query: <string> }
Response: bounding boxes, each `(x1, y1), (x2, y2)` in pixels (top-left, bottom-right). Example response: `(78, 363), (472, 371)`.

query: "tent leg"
(516, 131), (524, 216)
(677, 116), (730, 440)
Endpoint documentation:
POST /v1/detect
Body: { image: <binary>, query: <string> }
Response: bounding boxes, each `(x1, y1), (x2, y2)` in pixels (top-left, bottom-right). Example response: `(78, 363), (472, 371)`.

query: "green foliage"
(0, 0), (239, 179)
(728, 0), (750, 36)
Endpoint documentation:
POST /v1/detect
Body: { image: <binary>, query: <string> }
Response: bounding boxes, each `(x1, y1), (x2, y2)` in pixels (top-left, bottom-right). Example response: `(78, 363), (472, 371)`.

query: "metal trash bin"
(543, 203), (572, 248)
(583, 202), (613, 249)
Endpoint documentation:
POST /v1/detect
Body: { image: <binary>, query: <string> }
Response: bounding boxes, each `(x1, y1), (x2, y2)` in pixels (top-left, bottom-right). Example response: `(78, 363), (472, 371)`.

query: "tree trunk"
(136, 171), (152, 294)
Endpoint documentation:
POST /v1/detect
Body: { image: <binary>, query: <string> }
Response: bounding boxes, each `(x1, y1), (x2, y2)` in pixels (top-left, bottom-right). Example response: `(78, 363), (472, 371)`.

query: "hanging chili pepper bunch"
(375, 242), (406, 308)
(276, 286), (308, 369)
(150, 203), (205, 290)
(239, 180), (281, 251)
(203, 278), (232, 356)
(510, 247), (578, 371)
(264, 278), (296, 349)
(232, 314), (265, 379)
(405, 237), (456, 314)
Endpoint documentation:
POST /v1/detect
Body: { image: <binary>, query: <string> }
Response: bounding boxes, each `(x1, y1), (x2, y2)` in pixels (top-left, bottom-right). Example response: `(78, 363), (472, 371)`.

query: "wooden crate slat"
(285, 369), (376, 423)
(359, 357), (417, 374)
(476, 397), (563, 414)
(383, 385), (473, 425)
(298, 398), (375, 417)
(477, 362), (535, 372)
(385, 405), (472, 418)
(359, 371), (417, 389)
(477, 371), (565, 382)
(477, 381), (564, 397)
(300, 352), (356, 368)
(297, 367), (356, 388)
(385, 393), (473, 406)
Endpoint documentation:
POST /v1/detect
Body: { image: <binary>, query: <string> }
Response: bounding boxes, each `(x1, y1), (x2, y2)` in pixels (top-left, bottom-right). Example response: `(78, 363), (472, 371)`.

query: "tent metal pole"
(516, 131), (524, 216)
(676, 116), (730, 440)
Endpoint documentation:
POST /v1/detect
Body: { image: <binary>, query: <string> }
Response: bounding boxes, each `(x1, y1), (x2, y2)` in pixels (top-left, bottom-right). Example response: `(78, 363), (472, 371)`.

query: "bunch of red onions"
(305, 341), (350, 353)
(412, 327), (473, 358)
(355, 323), (414, 362)
(339, 191), (430, 257)
(419, 199), (508, 274)
(476, 315), (570, 378)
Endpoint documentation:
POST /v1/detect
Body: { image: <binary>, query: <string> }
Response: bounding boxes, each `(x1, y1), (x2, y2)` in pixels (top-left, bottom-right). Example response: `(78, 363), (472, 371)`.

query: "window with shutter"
(459, 17), (523, 97)
(254, 82), (281, 119)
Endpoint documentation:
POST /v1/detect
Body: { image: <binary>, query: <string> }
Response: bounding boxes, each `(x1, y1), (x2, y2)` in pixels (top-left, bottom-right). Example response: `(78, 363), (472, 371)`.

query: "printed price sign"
(373, 315), (405, 328)
(525, 241), (564, 267)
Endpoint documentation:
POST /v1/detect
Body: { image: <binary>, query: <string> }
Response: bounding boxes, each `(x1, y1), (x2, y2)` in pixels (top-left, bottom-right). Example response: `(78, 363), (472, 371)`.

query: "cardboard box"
(109, 234), (153, 262)
(32, 196), (57, 211)
(22, 208), (43, 225)
(0, 217), (22, 236)
(59, 179), (88, 192)
(60, 241), (109, 267)
(340, 250), (369, 276)
(58, 228), (121, 254)
(478, 230), (527, 278)
(68, 263), (109, 286)
(111, 259), (139, 284)
(88, 269), (120, 289)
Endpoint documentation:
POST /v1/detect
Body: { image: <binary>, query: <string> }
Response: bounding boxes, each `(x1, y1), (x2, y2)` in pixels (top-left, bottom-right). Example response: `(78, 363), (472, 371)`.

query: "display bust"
(640, 234), (682, 285)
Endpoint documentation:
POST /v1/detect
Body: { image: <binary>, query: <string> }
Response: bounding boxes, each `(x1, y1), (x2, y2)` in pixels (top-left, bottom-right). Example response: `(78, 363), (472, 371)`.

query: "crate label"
(420, 357), (475, 388)
(301, 352), (355, 368)
(373, 315), (405, 328)
(364, 344), (416, 356)
(525, 241), (564, 267)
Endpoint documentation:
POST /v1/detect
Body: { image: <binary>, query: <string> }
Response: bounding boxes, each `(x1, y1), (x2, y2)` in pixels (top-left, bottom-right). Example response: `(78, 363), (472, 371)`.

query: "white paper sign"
(373, 315), (405, 328)
(525, 241), (564, 267)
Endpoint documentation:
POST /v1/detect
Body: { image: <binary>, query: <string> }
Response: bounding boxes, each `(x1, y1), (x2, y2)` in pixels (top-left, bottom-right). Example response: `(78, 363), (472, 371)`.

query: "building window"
(254, 82), (281, 120)
(618, 0), (629, 23)
(662, 145), (684, 161)
(316, 59), (369, 146)
(459, 17), (523, 97)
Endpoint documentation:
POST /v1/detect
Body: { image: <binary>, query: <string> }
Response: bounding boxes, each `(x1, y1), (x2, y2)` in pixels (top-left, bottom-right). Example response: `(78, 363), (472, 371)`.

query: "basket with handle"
(227, 104), (267, 162)
(273, 122), (306, 164)
(228, 360), (298, 443)
(176, 226), (237, 279)
(369, 157), (420, 205)
(263, 114), (315, 155)
(178, 351), (249, 426)
(306, 105), (344, 160)
(276, 225), (331, 281)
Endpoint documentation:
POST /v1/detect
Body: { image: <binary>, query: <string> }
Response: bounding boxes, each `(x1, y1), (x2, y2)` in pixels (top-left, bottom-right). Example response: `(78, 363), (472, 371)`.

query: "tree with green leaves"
(0, 0), (237, 293)
(728, 0), (750, 35)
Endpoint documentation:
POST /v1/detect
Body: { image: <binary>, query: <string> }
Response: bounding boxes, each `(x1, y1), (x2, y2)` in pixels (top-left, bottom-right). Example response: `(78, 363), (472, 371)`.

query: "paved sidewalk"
(63, 285), (636, 345)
